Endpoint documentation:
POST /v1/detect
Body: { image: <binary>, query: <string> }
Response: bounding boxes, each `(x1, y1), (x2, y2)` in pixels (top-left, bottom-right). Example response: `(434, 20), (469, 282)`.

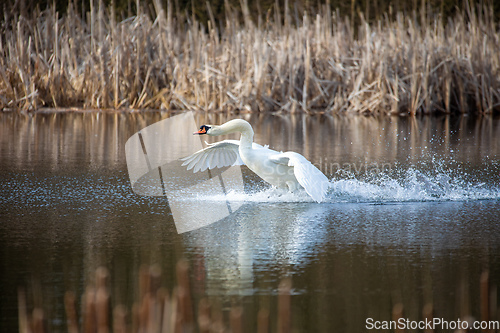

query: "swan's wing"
(269, 152), (330, 202)
(181, 140), (243, 173)
(267, 153), (288, 165)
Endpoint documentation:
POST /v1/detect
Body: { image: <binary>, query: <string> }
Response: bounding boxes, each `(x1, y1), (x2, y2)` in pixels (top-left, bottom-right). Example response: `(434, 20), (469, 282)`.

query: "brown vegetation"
(16, 262), (500, 333)
(17, 261), (292, 333)
(1, 0), (499, 114)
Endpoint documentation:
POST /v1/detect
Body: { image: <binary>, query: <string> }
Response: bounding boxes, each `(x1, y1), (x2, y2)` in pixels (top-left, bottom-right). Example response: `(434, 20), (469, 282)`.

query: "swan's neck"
(239, 128), (254, 149)
(218, 119), (254, 148)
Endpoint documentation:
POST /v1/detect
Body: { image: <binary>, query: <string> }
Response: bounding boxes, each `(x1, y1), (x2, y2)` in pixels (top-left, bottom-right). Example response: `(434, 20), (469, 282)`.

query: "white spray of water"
(190, 159), (500, 204)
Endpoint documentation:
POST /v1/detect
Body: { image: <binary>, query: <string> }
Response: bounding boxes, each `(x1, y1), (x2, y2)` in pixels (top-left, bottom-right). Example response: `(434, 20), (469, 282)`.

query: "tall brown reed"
(1, 1), (499, 114)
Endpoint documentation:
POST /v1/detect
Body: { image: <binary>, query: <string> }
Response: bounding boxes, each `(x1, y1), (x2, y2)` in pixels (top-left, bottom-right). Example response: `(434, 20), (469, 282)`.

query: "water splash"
(329, 167), (498, 203)
(193, 158), (500, 204)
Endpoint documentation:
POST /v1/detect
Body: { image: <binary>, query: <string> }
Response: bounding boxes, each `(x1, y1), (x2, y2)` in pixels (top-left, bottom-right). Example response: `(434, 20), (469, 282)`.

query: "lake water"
(1, 111), (499, 332)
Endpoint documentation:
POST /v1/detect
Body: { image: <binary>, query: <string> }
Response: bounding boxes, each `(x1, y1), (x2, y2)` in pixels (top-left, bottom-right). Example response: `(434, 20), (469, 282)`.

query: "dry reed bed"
(1, 1), (499, 114)
(16, 263), (500, 333)
(18, 261), (292, 333)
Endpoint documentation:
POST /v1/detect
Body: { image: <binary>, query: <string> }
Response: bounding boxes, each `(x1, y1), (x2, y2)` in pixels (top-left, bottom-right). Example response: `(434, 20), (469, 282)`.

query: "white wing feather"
(270, 152), (330, 202)
(181, 140), (264, 172)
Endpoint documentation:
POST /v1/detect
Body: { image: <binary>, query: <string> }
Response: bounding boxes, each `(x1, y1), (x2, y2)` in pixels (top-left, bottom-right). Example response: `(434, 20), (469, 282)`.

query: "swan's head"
(193, 124), (228, 136)
(194, 124), (213, 135)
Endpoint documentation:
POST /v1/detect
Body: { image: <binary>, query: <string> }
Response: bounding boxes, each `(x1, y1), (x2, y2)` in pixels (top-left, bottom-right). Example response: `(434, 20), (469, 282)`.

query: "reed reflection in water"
(0, 111), (499, 332)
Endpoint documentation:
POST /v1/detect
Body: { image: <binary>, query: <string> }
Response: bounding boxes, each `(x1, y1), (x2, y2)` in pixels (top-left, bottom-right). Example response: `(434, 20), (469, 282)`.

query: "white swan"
(181, 119), (330, 202)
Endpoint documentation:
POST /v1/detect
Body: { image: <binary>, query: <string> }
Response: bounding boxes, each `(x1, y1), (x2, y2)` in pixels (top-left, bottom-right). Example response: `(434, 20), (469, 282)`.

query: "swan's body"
(181, 119), (330, 202)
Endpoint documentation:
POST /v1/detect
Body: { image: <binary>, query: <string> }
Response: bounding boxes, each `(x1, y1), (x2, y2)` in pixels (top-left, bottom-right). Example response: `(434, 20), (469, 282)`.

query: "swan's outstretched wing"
(181, 140), (243, 173)
(270, 152), (330, 202)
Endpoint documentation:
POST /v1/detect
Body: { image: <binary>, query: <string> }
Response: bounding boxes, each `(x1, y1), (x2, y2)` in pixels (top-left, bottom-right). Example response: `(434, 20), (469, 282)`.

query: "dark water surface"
(1, 112), (500, 332)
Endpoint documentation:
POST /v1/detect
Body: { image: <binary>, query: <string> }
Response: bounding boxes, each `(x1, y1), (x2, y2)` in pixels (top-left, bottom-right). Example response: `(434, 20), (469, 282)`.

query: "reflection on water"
(0, 111), (500, 332)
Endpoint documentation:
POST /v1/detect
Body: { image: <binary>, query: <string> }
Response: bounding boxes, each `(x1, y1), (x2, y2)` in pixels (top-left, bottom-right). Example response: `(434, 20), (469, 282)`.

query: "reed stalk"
(0, 1), (499, 114)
